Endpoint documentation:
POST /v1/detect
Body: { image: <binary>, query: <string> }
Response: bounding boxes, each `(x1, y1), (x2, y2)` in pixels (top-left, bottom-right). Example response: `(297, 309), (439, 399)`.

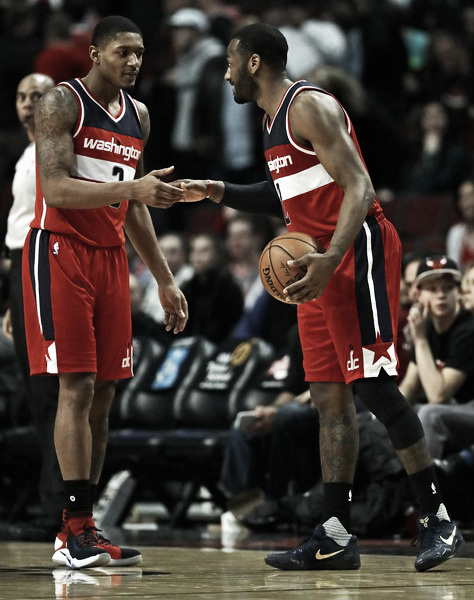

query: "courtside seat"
(229, 351), (290, 414)
(158, 337), (275, 525)
(105, 336), (215, 472)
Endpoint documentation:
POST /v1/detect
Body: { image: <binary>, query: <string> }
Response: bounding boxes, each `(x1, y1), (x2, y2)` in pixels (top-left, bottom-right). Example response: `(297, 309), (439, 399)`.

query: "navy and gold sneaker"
(413, 514), (465, 572)
(264, 524), (361, 571)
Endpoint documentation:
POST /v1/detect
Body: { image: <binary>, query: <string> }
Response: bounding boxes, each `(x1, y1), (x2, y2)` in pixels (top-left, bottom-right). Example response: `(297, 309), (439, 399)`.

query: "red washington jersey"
(262, 81), (400, 383)
(30, 78), (144, 247)
(263, 80), (384, 245)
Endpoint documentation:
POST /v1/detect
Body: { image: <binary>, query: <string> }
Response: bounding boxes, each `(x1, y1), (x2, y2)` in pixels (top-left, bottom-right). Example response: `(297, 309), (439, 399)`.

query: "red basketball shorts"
(298, 215), (401, 384)
(22, 229), (133, 381)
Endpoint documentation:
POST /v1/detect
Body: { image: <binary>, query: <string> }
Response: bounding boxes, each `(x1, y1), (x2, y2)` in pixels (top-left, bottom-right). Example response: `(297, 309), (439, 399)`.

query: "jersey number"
(110, 166), (124, 209)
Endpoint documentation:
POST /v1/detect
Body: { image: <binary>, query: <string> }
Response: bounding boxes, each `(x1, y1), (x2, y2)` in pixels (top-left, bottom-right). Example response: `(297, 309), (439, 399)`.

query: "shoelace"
(75, 526), (102, 546)
(86, 526), (115, 547)
(411, 524), (437, 550)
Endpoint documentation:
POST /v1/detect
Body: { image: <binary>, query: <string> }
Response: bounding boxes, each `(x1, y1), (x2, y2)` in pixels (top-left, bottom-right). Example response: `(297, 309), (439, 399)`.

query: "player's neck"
(260, 77), (294, 119)
(81, 72), (122, 111)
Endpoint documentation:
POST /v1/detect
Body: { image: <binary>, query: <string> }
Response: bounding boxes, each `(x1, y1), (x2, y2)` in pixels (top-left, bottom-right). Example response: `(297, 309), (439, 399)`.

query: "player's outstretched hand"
(159, 283), (189, 334)
(134, 166), (185, 208)
(171, 179), (211, 203)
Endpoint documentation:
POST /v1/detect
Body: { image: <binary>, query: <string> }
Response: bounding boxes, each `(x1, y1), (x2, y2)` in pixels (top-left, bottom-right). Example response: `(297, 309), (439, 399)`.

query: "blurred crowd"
(2, 1), (474, 241)
(2, 0), (474, 536)
(1, 0), (474, 393)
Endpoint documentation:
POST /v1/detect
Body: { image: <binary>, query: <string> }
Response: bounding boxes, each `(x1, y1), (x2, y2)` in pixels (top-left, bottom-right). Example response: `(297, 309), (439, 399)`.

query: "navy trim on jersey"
(63, 78), (142, 139)
(354, 215), (393, 347)
(28, 229), (55, 341)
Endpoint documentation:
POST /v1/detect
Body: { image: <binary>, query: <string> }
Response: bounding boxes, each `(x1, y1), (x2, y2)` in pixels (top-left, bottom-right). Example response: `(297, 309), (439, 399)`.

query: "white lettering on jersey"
(268, 154), (293, 173)
(346, 349), (360, 372)
(83, 137), (141, 162)
(122, 347), (131, 369)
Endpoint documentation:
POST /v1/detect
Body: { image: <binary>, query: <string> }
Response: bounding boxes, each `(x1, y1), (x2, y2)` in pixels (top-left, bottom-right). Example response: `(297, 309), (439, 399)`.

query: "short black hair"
(92, 15), (142, 47)
(232, 23), (288, 73)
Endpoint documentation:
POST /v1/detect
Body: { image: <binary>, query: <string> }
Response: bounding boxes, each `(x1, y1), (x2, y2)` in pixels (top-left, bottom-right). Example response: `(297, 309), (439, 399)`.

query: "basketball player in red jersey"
(175, 22), (464, 572)
(22, 15), (188, 569)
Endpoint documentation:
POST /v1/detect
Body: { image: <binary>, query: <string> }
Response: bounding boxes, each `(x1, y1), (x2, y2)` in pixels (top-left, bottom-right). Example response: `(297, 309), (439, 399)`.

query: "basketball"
(259, 232), (325, 303)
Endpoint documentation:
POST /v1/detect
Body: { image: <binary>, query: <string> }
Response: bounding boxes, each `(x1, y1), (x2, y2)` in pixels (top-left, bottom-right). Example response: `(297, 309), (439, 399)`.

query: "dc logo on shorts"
(52, 241), (59, 255)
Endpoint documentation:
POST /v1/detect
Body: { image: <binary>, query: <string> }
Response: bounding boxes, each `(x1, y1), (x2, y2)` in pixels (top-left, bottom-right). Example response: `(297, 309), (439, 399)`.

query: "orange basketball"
(259, 232), (325, 304)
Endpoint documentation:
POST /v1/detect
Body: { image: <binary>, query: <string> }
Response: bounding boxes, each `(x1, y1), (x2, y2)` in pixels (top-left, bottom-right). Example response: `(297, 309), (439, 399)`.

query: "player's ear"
(90, 45), (100, 64)
(248, 53), (260, 74)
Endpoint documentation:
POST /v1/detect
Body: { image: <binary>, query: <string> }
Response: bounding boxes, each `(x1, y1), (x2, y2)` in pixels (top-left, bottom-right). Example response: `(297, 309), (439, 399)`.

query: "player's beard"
(232, 70), (258, 105)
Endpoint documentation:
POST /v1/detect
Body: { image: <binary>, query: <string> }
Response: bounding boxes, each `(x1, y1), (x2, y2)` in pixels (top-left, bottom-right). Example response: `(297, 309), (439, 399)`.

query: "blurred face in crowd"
(170, 26), (201, 54)
(400, 258), (421, 308)
(420, 101), (448, 135)
(457, 180), (474, 225)
(417, 274), (460, 319)
(158, 233), (187, 274)
(189, 234), (220, 274)
(16, 73), (54, 137)
(225, 219), (258, 263)
(461, 265), (474, 312)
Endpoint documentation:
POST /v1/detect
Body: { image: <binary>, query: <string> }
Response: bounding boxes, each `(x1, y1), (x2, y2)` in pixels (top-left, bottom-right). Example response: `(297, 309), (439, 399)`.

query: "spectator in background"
(398, 101), (471, 195)
(1, 73), (62, 542)
(225, 213), (272, 313)
(141, 232), (194, 326)
(165, 7), (225, 179)
(261, 2), (347, 80)
(461, 262), (474, 310)
(397, 252), (424, 382)
(431, 260), (474, 525)
(179, 232), (244, 343)
(220, 322), (319, 532)
(415, 30), (474, 148)
(399, 256), (474, 459)
(446, 178), (474, 272)
(158, 7), (226, 233)
(129, 272), (174, 342)
(0, 4), (46, 247)
(308, 65), (403, 197)
(33, 11), (90, 83)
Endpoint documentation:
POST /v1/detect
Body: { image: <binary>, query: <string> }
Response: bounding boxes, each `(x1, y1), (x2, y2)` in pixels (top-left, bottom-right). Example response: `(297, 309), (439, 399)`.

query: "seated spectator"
(446, 178), (474, 272)
(398, 252), (424, 382)
(399, 255), (474, 459)
(179, 232), (244, 343)
(398, 101), (471, 195)
(225, 214), (273, 312)
(220, 323), (319, 531)
(461, 261), (474, 310)
(231, 290), (297, 353)
(141, 232), (194, 325)
(431, 260), (474, 523)
(129, 273), (172, 343)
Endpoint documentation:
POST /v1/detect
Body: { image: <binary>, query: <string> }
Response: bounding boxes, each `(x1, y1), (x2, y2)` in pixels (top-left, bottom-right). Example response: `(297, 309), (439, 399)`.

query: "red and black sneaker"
(52, 516), (110, 569)
(95, 530), (142, 566)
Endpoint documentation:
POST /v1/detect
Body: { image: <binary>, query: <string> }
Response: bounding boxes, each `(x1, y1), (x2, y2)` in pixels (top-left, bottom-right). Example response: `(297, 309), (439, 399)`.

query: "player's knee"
(354, 374), (424, 449)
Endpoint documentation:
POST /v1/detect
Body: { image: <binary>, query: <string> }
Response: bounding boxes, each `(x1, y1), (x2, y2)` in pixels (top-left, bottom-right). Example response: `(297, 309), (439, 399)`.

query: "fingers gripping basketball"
(259, 232), (325, 303)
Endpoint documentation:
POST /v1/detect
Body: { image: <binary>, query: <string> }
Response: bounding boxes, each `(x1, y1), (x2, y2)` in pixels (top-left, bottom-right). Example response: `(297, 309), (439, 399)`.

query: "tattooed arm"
(35, 87), (183, 209)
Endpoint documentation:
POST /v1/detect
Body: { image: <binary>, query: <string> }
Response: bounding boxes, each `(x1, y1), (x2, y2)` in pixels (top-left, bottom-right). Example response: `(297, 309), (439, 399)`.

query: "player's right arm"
(175, 178), (282, 218)
(35, 87), (183, 209)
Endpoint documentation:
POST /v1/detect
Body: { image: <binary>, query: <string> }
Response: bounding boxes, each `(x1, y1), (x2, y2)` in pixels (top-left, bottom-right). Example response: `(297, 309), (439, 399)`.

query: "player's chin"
(122, 75), (137, 89)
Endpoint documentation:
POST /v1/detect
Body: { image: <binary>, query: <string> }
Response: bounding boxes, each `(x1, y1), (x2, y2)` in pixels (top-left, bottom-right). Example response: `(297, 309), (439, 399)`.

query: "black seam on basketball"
(268, 245), (303, 296)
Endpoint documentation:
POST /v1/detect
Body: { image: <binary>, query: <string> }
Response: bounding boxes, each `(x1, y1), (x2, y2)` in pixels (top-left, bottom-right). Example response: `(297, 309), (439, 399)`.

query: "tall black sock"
(321, 482), (352, 531)
(408, 466), (443, 515)
(63, 480), (92, 517)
